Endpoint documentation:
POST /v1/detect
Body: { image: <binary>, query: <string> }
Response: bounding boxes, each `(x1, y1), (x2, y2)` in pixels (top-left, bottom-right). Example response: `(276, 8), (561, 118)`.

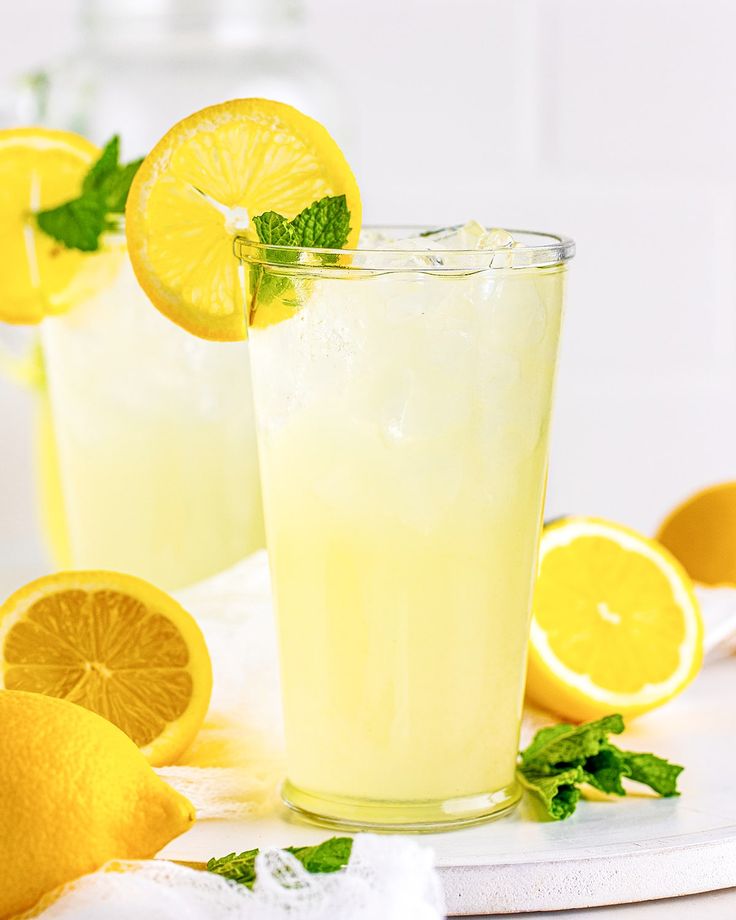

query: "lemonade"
(41, 248), (264, 589)
(240, 227), (574, 828)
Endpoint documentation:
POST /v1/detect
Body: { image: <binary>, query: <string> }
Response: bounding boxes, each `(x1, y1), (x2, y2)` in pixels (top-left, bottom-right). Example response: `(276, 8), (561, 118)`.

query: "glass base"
(281, 779), (521, 833)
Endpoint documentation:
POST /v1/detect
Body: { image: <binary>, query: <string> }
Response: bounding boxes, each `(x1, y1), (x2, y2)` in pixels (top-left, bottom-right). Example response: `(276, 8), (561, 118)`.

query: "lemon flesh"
(126, 98), (361, 342)
(527, 517), (703, 721)
(0, 571), (212, 766)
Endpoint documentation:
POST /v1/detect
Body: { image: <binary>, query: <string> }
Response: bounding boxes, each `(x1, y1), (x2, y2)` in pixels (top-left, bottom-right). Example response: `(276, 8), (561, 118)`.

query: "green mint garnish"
(35, 136), (142, 252)
(517, 714), (684, 820)
(248, 195), (351, 312)
(207, 836), (353, 889)
(252, 194), (351, 249)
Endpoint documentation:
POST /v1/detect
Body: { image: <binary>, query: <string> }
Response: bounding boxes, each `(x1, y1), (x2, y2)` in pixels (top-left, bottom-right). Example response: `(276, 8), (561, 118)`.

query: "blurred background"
(2, 0), (734, 590)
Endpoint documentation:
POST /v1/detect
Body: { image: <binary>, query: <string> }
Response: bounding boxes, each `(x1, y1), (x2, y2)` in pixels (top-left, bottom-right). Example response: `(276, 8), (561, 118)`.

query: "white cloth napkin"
(26, 836), (445, 920)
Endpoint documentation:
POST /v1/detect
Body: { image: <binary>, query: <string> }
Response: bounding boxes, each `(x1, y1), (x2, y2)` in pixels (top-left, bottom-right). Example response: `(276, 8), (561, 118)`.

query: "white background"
(2, 0), (736, 586)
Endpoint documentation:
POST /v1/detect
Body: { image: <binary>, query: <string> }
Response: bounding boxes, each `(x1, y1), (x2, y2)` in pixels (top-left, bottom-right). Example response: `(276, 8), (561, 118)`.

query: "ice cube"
(479, 227), (515, 249)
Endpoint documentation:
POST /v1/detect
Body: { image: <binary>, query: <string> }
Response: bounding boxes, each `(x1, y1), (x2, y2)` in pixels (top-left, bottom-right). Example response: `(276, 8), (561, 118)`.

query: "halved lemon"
(0, 571), (212, 766)
(526, 517), (703, 721)
(125, 98), (362, 342)
(0, 127), (121, 324)
(656, 481), (736, 586)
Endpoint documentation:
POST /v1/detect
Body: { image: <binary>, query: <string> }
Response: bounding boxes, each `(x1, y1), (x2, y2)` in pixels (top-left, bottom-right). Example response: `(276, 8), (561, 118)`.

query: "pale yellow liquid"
(249, 264), (566, 825)
(41, 252), (264, 589)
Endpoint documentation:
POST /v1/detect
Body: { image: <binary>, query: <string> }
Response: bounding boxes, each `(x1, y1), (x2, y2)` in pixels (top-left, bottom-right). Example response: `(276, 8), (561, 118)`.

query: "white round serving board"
(161, 658), (736, 915)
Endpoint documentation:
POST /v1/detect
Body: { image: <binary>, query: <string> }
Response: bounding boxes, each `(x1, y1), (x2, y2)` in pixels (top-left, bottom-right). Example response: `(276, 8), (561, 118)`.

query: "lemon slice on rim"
(0, 571), (212, 766)
(0, 127), (121, 324)
(125, 98), (362, 342)
(526, 517), (703, 722)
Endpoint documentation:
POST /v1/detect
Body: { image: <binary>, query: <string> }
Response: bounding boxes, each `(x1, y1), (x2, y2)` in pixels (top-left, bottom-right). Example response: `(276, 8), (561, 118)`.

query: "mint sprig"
(207, 836), (353, 889)
(518, 714), (684, 820)
(252, 195), (351, 249)
(35, 136), (142, 252)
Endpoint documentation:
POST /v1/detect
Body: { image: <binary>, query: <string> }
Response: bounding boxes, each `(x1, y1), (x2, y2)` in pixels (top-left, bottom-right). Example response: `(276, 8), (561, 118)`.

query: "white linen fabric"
(25, 836), (445, 920)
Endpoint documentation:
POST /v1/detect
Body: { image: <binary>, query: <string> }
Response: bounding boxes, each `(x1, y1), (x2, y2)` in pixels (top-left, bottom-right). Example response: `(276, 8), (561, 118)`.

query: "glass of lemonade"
(40, 237), (264, 590)
(237, 224), (574, 830)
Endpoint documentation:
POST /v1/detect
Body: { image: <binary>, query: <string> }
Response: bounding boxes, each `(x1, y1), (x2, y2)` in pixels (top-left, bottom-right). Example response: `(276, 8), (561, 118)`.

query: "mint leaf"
(520, 715), (625, 772)
(207, 837), (352, 889)
(252, 211), (298, 246)
(518, 715), (683, 820)
(289, 194), (351, 248)
(517, 766), (584, 820)
(35, 135), (142, 252)
(36, 197), (109, 253)
(615, 748), (683, 797)
(206, 847), (259, 888)
(582, 745), (630, 796)
(285, 837), (354, 873)
(101, 158), (143, 213)
(82, 136), (120, 196)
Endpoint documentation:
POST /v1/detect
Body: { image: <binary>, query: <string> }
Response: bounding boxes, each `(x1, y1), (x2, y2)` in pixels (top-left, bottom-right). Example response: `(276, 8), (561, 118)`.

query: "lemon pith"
(526, 517), (703, 721)
(0, 127), (121, 324)
(0, 571), (212, 766)
(125, 97), (362, 342)
(0, 689), (194, 918)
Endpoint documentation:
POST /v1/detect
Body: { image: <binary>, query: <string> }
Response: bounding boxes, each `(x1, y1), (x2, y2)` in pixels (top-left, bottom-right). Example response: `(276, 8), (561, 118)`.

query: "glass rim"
(234, 226), (575, 272)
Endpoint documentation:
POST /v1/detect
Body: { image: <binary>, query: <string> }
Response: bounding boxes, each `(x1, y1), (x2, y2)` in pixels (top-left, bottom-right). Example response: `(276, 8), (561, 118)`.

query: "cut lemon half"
(126, 98), (362, 342)
(526, 517), (703, 722)
(0, 571), (212, 766)
(0, 127), (121, 324)
(656, 481), (736, 586)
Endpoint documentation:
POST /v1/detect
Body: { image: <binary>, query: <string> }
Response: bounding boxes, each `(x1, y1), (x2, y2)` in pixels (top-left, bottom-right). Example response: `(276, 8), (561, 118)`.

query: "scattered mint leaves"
(517, 765), (584, 821)
(207, 836), (353, 889)
(616, 748), (684, 797)
(518, 714), (684, 820)
(252, 194), (351, 249)
(35, 135), (142, 252)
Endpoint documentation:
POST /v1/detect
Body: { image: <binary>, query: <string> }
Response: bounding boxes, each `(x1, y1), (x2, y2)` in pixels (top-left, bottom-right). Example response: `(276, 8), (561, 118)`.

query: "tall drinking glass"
(238, 228), (574, 830)
(40, 236), (264, 589)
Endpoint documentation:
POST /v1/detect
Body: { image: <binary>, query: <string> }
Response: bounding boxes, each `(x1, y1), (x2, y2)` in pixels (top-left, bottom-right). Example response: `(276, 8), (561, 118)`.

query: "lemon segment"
(126, 98), (361, 342)
(0, 571), (212, 766)
(0, 689), (194, 918)
(526, 517), (703, 721)
(0, 128), (122, 324)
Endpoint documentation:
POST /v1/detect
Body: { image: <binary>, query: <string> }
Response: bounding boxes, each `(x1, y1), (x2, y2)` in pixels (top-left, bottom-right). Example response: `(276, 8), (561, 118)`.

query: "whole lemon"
(0, 690), (195, 918)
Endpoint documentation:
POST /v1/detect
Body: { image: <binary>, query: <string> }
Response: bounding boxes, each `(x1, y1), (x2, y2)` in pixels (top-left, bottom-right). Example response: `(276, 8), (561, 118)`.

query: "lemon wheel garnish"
(0, 571), (212, 766)
(656, 481), (736, 586)
(0, 127), (121, 324)
(125, 98), (362, 342)
(526, 517), (703, 721)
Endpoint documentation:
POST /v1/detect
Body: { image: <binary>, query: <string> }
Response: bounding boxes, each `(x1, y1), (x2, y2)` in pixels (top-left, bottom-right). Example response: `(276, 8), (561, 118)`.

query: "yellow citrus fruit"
(0, 689), (194, 918)
(0, 127), (121, 324)
(0, 571), (212, 766)
(526, 517), (703, 722)
(125, 97), (361, 342)
(656, 481), (736, 586)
